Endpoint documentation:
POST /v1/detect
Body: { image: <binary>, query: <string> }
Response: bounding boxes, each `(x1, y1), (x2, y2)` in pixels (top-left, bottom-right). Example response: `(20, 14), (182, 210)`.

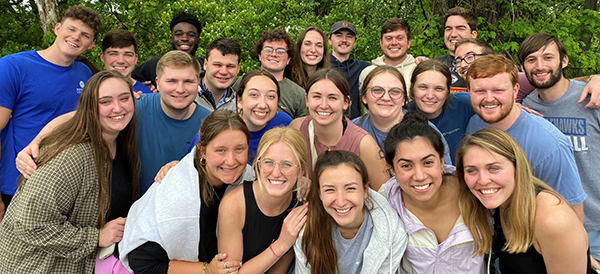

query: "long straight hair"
(302, 150), (369, 274)
(290, 26), (331, 89)
(194, 110), (250, 206)
(456, 128), (565, 255)
(20, 70), (139, 227)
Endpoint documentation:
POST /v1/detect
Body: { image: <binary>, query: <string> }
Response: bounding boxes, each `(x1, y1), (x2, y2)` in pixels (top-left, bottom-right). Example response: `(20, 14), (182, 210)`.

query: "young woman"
(0, 70), (139, 273)
(119, 110), (253, 274)
(381, 111), (485, 273)
(288, 26), (331, 88)
(289, 68), (389, 191)
(294, 150), (406, 274)
(218, 127), (309, 274)
(457, 128), (592, 273)
(353, 65), (452, 164)
(407, 59), (474, 164)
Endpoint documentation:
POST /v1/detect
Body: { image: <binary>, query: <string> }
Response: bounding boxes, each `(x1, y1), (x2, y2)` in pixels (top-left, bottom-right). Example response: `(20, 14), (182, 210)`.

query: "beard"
(474, 100), (514, 124)
(525, 67), (562, 89)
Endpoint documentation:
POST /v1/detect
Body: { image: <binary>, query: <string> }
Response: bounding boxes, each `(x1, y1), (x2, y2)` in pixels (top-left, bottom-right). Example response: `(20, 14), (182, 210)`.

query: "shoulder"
(220, 183), (246, 214)
(269, 112), (293, 125)
(289, 116), (307, 129)
(534, 191), (581, 241)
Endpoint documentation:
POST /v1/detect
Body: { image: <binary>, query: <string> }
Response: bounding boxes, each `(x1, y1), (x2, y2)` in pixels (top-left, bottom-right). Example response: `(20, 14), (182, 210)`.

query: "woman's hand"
(273, 203), (308, 253)
(98, 217), (126, 247)
(15, 143), (40, 179)
(154, 161), (179, 182)
(209, 253), (242, 274)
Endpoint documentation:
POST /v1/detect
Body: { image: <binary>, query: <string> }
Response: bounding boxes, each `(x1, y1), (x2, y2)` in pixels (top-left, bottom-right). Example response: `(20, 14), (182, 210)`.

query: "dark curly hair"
(255, 28), (294, 59)
(170, 11), (202, 35)
(61, 6), (103, 39)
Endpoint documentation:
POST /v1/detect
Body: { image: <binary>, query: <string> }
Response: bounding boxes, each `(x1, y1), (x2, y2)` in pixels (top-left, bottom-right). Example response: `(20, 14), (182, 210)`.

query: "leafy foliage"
(1, 0), (598, 77)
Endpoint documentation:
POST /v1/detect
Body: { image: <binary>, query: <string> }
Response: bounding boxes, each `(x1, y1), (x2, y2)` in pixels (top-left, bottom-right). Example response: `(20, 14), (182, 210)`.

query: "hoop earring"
(200, 157), (207, 166)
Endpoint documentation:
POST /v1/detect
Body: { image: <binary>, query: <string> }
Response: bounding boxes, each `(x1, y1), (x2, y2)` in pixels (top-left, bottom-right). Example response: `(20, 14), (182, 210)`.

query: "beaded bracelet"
(270, 239), (281, 258)
(203, 262), (209, 274)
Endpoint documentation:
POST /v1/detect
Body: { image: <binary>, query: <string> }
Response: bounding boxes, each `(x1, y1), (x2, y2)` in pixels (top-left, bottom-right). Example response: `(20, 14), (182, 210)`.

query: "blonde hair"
(456, 128), (566, 255)
(156, 50), (201, 79)
(252, 126), (309, 195)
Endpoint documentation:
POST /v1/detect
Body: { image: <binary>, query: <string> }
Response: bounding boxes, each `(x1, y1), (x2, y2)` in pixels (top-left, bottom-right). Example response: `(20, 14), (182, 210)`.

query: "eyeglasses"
(368, 86), (404, 100)
(258, 158), (298, 175)
(262, 46), (287, 56)
(455, 53), (485, 65)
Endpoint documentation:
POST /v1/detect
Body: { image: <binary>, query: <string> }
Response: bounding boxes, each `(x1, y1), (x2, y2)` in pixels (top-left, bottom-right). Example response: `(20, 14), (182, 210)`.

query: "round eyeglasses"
(368, 86), (404, 100)
(455, 53), (485, 65)
(263, 46), (287, 56)
(257, 158), (298, 175)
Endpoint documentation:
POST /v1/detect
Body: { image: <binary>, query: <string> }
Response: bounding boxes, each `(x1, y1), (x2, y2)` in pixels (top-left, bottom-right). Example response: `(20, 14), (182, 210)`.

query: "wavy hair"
(290, 27), (331, 88)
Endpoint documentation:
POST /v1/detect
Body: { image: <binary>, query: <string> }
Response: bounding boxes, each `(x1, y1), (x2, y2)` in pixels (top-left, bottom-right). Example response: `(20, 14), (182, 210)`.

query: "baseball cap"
(330, 21), (356, 35)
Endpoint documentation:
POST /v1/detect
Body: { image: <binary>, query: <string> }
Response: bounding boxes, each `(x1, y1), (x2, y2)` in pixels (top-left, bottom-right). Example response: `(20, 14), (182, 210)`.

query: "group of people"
(0, 4), (599, 274)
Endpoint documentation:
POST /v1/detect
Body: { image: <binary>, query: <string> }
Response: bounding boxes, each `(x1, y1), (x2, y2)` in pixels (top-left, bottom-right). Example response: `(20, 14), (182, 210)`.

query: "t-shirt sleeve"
(128, 241), (170, 274)
(0, 57), (20, 110)
(535, 145), (587, 206)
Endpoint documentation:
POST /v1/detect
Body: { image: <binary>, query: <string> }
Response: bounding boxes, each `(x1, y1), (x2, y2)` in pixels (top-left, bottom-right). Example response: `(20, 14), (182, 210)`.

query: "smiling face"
(412, 70), (449, 119)
(306, 79), (349, 127)
(362, 71), (405, 121)
(53, 18), (96, 59)
(237, 75), (278, 131)
(455, 42), (484, 81)
(380, 28), (411, 64)
(319, 164), (368, 238)
(468, 72), (518, 125)
(462, 145), (515, 209)
(98, 77), (135, 142)
(521, 42), (567, 90)
(259, 40), (290, 74)
(201, 129), (249, 187)
(329, 30), (356, 57)
(444, 15), (477, 55)
(392, 137), (444, 204)
(101, 45), (138, 78)
(258, 141), (301, 198)
(170, 22), (200, 54)
(300, 31), (325, 68)
(203, 49), (241, 93)
(156, 66), (198, 117)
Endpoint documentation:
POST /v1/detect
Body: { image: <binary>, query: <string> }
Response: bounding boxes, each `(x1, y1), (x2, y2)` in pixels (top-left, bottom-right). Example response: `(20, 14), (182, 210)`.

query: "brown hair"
(305, 68), (350, 110)
(409, 59), (452, 109)
(456, 128), (565, 255)
(194, 110), (250, 206)
(290, 27), (331, 88)
(517, 33), (567, 68)
(255, 28), (294, 60)
(455, 38), (495, 55)
(360, 65), (407, 111)
(381, 18), (411, 40)
(443, 7), (477, 32)
(302, 150), (370, 274)
(156, 50), (201, 79)
(465, 55), (518, 89)
(61, 5), (103, 39)
(236, 70), (281, 103)
(102, 29), (137, 52)
(21, 70), (139, 227)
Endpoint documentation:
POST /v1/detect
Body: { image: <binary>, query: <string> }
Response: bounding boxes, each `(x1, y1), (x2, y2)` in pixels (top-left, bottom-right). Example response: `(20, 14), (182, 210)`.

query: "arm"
(359, 135), (390, 191)
(535, 192), (589, 274)
(288, 117), (305, 130)
(576, 75), (600, 109)
(571, 202), (584, 224)
(14, 111), (74, 178)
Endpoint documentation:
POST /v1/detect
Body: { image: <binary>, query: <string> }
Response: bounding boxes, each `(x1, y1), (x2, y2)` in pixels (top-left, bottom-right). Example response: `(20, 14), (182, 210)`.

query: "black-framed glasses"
(263, 46), (287, 55)
(368, 86), (404, 100)
(455, 53), (485, 65)
(258, 158), (298, 175)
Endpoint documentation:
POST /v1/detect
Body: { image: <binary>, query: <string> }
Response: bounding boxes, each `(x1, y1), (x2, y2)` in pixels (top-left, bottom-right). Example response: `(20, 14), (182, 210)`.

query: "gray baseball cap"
(330, 21), (356, 35)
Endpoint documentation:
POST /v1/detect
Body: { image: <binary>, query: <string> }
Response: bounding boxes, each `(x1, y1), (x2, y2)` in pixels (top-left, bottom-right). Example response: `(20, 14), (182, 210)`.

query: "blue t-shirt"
(186, 112), (292, 165)
(352, 112), (453, 165)
(133, 80), (152, 94)
(0, 50), (92, 195)
(136, 93), (210, 194)
(466, 111), (586, 206)
(409, 92), (475, 163)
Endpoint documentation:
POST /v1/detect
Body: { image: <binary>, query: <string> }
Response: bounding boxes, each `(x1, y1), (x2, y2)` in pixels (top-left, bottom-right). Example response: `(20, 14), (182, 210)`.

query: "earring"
(200, 157), (207, 166)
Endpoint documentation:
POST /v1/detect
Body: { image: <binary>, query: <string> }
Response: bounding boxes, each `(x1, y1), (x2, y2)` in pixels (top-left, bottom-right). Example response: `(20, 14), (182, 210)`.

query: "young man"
(435, 7), (478, 92)
(465, 54), (586, 223)
(359, 18), (416, 93)
(329, 21), (370, 119)
(16, 50), (211, 195)
(233, 28), (307, 118)
(519, 33), (600, 268)
(132, 11), (204, 89)
(196, 37), (241, 112)
(101, 29), (152, 94)
(0, 6), (102, 220)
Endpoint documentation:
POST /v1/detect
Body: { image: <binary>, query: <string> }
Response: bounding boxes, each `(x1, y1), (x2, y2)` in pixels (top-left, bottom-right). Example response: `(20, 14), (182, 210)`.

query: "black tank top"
(241, 181), (296, 263)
